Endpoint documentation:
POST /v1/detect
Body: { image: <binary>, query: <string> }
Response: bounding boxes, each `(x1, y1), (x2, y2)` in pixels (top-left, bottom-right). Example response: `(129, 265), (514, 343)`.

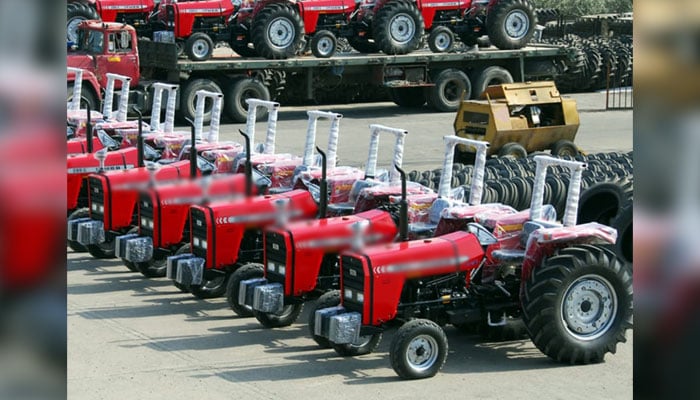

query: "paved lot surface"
(68, 93), (632, 399)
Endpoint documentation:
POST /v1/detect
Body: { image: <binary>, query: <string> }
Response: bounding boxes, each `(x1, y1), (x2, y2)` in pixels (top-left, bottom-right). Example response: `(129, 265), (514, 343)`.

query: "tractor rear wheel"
(254, 304), (304, 328)
(308, 290), (340, 348)
(226, 263), (264, 317)
(373, 0), (424, 55)
(251, 3), (304, 59)
(522, 244), (633, 364)
(224, 77), (270, 123)
(426, 69), (471, 112)
(67, 208), (89, 253)
(486, 0), (536, 50)
(67, 2), (99, 43)
(428, 26), (455, 53)
(190, 272), (230, 299)
(185, 33), (214, 61)
(390, 319), (448, 379)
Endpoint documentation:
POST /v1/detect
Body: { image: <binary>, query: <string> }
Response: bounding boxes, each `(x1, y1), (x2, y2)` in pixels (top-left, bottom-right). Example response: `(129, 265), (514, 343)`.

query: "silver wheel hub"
(192, 39), (210, 58)
(268, 17), (295, 49)
(434, 32), (451, 51)
(504, 10), (530, 39)
(67, 17), (86, 43)
(390, 14), (416, 44)
(316, 37), (334, 56)
(405, 334), (439, 371)
(561, 274), (618, 340)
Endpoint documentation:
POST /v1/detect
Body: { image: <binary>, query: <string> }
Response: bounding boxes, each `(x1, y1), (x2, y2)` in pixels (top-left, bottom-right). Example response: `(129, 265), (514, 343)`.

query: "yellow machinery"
(453, 81), (580, 161)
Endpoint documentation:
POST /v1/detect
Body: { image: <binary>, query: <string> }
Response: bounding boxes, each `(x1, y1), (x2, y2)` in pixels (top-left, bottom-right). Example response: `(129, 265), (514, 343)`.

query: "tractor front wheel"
(522, 244), (633, 364)
(185, 33), (214, 61)
(86, 237), (116, 259)
(254, 304), (304, 328)
(67, 208), (89, 253)
(226, 263), (264, 317)
(172, 244), (192, 293)
(122, 227), (140, 272)
(390, 319), (448, 379)
(428, 26), (455, 53)
(190, 272), (230, 299)
(310, 30), (337, 58)
(308, 290), (340, 348)
(332, 332), (382, 357)
(135, 254), (168, 278)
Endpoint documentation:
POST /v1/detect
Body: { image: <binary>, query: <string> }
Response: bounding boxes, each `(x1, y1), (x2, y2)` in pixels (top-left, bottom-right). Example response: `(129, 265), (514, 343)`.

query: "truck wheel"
(522, 244), (633, 364)
(67, 83), (98, 112)
(472, 66), (514, 99)
(251, 3), (304, 59)
(390, 319), (448, 380)
(67, 2), (99, 43)
(426, 69), (471, 112)
(224, 78), (271, 123)
(86, 237), (116, 259)
(332, 332), (382, 357)
(498, 142), (527, 158)
(308, 290), (340, 348)
(185, 33), (214, 62)
(180, 79), (222, 124)
(428, 26), (455, 53)
(121, 227), (140, 273)
(551, 140), (579, 157)
(173, 244), (192, 293)
(190, 271), (230, 299)
(135, 253), (167, 278)
(254, 304), (304, 328)
(486, 0), (536, 50)
(310, 30), (337, 58)
(67, 208), (89, 253)
(389, 87), (426, 107)
(373, 0), (425, 55)
(226, 263), (264, 317)
(348, 37), (378, 53)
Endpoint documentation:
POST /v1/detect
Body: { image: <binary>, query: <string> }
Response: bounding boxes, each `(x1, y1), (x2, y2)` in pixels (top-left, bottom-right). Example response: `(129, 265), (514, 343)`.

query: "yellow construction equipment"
(453, 81), (580, 162)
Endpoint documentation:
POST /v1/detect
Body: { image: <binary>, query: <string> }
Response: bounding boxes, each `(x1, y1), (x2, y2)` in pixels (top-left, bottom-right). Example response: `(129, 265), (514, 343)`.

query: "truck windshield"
(77, 29), (104, 54)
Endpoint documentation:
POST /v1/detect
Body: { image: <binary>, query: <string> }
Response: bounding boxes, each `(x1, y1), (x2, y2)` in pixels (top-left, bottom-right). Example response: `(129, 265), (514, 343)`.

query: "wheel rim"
(67, 17), (86, 43)
(433, 31), (452, 52)
(405, 334), (439, 372)
(504, 10), (530, 40)
(442, 79), (464, 103)
(389, 14), (416, 45)
(191, 38), (210, 59)
(272, 304), (296, 318)
(316, 36), (334, 56)
(561, 274), (618, 341)
(203, 275), (226, 290)
(267, 17), (295, 49)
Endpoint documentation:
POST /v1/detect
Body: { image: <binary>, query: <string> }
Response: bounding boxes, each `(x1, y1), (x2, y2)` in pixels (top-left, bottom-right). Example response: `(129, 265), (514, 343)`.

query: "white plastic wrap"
(303, 110), (343, 167)
(67, 217), (92, 241)
(67, 67), (83, 112)
(530, 156), (586, 226)
(253, 283), (285, 313)
(438, 136), (489, 204)
(314, 305), (346, 336)
(166, 253), (195, 280)
(239, 278), (268, 307)
(193, 90), (223, 142)
(124, 237), (154, 263)
(244, 98), (280, 154)
(531, 222), (618, 245)
(115, 233), (139, 259)
(175, 257), (205, 286)
(77, 220), (105, 245)
(103, 73), (131, 122)
(365, 124), (407, 182)
(329, 312), (362, 344)
(150, 83), (179, 133)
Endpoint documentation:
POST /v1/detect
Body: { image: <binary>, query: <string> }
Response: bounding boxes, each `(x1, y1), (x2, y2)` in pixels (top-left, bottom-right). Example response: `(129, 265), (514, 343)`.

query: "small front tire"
(254, 304), (304, 328)
(390, 319), (448, 380)
(185, 33), (214, 62)
(308, 290), (340, 348)
(310, 30), (337, 58)
(428, 26), (455, 53)
(226, 263), (264, 317)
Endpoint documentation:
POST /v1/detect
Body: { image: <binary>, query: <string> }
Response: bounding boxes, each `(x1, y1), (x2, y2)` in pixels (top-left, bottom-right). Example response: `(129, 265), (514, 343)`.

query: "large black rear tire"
(522, 244), (633, 364)
(251, 3), (304, 59)
(426, 69), (471, 112)
(224, 77), (271, 123)
(373, 0), (425, 55)
(486, 0), (537, 50)
(67, 2), (99, 43)
(472, 66), (514, 99)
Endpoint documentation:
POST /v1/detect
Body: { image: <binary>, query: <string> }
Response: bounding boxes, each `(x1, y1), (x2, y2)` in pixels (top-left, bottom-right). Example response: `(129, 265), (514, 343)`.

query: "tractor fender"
(520, 222), (618, 290)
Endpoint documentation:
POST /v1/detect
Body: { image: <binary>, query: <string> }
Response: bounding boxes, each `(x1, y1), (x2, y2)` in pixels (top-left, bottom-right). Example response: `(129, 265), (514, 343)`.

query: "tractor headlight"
(140, 217), (153, 228)
(193, 237), (200, 247)
(91, 203), (96, 211)
(200, 239), (207, 250)
(148, 219), (154, 229)
(267, 261), (285, 275)
(344, 288), (363, 303)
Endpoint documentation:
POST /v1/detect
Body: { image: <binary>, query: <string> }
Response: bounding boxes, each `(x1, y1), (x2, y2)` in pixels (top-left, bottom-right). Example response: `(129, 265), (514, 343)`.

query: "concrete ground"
(68, 92), (632, 399)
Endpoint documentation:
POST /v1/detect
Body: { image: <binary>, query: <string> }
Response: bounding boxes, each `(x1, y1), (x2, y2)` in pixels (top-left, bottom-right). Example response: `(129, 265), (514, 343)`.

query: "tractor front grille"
(191, 208), (208, 260)
(265, 231), (287, 285)
(88, 177), (104, 222)
(341, 255), (365, 314)
(139, 193), (154, 238)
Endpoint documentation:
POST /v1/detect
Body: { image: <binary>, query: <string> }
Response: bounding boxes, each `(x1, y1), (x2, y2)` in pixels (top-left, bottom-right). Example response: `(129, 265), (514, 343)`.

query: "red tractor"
(67, 0), (158, 43)
(314, 155), (633, 379)
(151, 0), (237, 61)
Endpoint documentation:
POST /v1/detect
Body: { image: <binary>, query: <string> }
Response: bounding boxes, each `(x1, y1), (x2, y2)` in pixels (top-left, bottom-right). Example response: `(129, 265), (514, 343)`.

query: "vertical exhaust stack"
(133, 106), (145, 168)
(185, 117), (197, 179)
(239, 129), (253, 197)
(86, 102), (94, 154)
(316, 146), (328, 218)
(395, 163), (409, 242)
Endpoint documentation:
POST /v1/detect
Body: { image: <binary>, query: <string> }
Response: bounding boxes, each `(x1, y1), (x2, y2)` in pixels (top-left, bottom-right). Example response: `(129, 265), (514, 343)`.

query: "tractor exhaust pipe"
(316, 146), (328, 218)
(186, 118), (197, 179)
(86, 102), (93, 154)
(395, 163), (408, 242)
(239, 129), (252, 197)
(133, 106), (145, 168)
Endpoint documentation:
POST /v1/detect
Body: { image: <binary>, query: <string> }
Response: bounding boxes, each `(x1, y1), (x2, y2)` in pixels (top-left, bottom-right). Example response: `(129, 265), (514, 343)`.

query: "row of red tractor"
(67, 0), (538, 61)
(66, 74), (632, 379)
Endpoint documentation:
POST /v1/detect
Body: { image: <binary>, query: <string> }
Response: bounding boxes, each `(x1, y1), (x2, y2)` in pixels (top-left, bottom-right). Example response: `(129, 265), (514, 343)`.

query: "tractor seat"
(490, 219), (563, 264)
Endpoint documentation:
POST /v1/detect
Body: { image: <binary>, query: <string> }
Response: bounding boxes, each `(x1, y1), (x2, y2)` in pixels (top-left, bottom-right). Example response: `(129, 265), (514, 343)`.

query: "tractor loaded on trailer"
(68, 20), (575, 124)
